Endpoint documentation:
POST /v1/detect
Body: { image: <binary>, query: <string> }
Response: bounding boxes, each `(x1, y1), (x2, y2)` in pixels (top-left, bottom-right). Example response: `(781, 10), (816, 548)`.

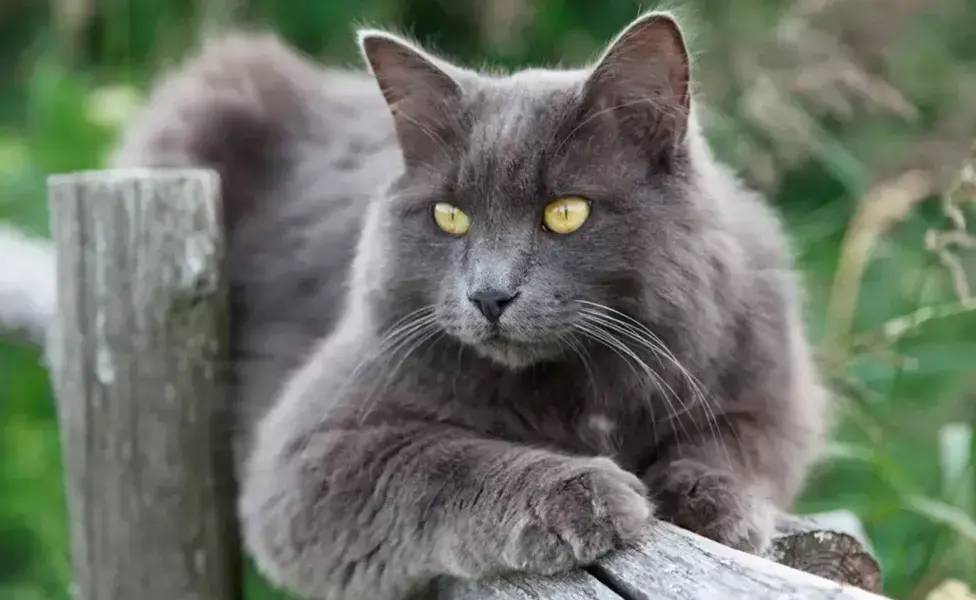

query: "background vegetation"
(1, 1), (974, 599)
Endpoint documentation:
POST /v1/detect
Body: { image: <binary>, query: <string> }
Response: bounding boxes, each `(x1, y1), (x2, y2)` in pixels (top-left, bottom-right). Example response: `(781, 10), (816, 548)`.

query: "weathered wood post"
(48, 169), (242, 600)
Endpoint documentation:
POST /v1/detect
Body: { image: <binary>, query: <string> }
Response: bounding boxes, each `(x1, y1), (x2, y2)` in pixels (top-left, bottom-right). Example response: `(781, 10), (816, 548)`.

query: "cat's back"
(112, 32), (402, 442)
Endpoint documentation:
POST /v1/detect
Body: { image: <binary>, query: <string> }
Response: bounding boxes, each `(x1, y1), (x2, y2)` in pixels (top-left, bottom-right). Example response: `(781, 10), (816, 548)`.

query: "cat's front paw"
(503, 456), (653, 575)
(649, 459), (773, 554)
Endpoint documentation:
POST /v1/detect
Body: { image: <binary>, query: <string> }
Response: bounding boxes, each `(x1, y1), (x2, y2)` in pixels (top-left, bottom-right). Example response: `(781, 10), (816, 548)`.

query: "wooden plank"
(438, 570), (622, 599)
(438, 511), (883, 600)
(48, 168), (242, 600)
(587, 520), (886, 600)
(770, 511), (881, 593)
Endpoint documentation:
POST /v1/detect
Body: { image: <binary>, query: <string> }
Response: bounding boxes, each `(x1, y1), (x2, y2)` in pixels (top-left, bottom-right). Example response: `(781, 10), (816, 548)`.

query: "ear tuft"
(356, 30), (461, 109)
(356, 30), (463, 163)
(582, 11), (692, 149)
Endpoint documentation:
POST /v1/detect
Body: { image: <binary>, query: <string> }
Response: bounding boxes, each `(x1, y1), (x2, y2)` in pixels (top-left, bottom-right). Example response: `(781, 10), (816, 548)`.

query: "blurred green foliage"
(1, 1), (975, 599)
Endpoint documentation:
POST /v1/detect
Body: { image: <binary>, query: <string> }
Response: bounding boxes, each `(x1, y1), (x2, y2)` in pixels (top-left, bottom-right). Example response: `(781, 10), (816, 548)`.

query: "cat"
(112, 9), (828, 600)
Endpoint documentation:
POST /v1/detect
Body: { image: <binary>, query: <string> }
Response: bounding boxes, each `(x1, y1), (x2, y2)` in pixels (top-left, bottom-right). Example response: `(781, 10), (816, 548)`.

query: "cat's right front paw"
(502, 456), (654, 575)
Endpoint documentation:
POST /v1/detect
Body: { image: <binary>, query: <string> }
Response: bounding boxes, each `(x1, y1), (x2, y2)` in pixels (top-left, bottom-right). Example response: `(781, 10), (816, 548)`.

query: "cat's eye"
(542, 197), (590, 234)
(432, 202), (471, 235)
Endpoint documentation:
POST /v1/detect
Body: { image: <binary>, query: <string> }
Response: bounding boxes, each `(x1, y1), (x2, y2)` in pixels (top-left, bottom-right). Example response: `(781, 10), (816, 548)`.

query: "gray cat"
(113, 10), (828, 600)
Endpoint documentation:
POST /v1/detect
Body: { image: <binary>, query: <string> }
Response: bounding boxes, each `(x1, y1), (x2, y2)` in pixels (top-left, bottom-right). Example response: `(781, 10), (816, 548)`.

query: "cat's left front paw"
(648, 459), (773, 554)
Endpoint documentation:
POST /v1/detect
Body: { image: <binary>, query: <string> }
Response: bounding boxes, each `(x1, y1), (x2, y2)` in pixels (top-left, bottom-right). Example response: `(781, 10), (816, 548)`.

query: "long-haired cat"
(113, 10), (827, 600)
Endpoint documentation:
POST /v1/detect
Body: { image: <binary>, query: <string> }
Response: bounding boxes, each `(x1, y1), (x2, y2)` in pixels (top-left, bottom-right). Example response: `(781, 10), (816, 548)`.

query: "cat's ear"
(580, 12), (691, 152)
(357, 30), (463, 163)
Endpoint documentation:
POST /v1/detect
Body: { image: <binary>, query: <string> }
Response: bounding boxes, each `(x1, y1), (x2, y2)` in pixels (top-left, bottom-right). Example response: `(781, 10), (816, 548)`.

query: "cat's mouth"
(462, 327), (564, 369)
(439, 300), (569, 368)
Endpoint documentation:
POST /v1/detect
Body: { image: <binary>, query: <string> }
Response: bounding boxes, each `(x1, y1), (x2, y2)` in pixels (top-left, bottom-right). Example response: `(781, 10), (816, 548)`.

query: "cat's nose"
(468, 289), (518, 323)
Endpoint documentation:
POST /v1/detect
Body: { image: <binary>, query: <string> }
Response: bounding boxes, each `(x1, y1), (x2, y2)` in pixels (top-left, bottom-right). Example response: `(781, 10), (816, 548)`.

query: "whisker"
(333, 306), (438, 413)
(574, 319), (685, 449)
(345, 308), (438, 383)
(578, 317), (698, 460)
(584, 310), (700, 416)
(356, 320), (443, 423)
(569, 324), (661, 447)
(560, 331), (598, 401)
(600, 306), (740, 469)
(576, 302), (739, 469)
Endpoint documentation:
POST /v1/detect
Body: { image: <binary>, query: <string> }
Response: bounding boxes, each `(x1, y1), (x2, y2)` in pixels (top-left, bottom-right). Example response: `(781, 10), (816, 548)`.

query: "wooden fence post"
(47, 169), (242, 600)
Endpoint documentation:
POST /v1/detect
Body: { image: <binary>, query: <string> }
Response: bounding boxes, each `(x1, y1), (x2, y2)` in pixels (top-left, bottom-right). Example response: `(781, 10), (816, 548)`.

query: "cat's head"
(359, 12), (713, 369)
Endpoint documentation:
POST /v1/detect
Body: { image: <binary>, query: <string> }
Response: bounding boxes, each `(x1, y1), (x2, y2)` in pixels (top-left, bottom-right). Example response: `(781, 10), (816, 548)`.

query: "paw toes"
(509, 459), (654, 574)
(650, 461), (772, 554)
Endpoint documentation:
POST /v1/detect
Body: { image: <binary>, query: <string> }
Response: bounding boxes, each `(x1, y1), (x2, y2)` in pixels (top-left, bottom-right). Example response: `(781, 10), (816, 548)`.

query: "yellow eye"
(432, 202), (471, 235)
(542, 197), (590, 234)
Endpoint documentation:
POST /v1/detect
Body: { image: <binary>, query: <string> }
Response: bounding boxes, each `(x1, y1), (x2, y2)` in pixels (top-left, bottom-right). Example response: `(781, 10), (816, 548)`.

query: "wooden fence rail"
(0, 168), (886, 599)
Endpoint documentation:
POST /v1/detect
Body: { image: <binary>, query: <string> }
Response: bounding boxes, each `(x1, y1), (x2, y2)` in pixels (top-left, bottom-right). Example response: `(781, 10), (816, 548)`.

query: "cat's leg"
(642, 374), (826, 553)
(640, 293), (828, 554)
(240, 410), (653, 599)
(641, 419), (780, 554)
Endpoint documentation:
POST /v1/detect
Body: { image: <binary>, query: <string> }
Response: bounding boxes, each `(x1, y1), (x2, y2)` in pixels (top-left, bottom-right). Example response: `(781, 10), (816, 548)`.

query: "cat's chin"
(467, 337), (562, 370)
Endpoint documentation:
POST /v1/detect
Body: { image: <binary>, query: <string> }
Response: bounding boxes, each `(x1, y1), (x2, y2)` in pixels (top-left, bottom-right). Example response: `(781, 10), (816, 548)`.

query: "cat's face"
(362, 13), (697, 368)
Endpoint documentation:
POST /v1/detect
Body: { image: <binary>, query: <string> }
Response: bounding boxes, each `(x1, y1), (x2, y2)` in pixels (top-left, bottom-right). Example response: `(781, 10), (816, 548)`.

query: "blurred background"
(1, 1), (974, 599)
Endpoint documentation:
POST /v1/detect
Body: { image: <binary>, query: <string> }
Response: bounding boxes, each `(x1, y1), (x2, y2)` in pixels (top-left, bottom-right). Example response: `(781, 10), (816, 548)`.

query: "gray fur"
(112, 11), (828, 600)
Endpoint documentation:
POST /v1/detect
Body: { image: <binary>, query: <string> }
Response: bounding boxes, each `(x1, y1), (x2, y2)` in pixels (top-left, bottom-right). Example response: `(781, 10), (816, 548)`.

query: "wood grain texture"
(588, 520), (886, 600)
(438, 512), (885, 600)
(48, 169), (242, 600)
(437, 570), (623, 600)
(771, 511), (882, 594)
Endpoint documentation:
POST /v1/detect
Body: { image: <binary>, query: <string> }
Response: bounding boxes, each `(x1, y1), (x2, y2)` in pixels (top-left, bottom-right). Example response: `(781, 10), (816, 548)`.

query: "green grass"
(1, 1), (974, 599)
